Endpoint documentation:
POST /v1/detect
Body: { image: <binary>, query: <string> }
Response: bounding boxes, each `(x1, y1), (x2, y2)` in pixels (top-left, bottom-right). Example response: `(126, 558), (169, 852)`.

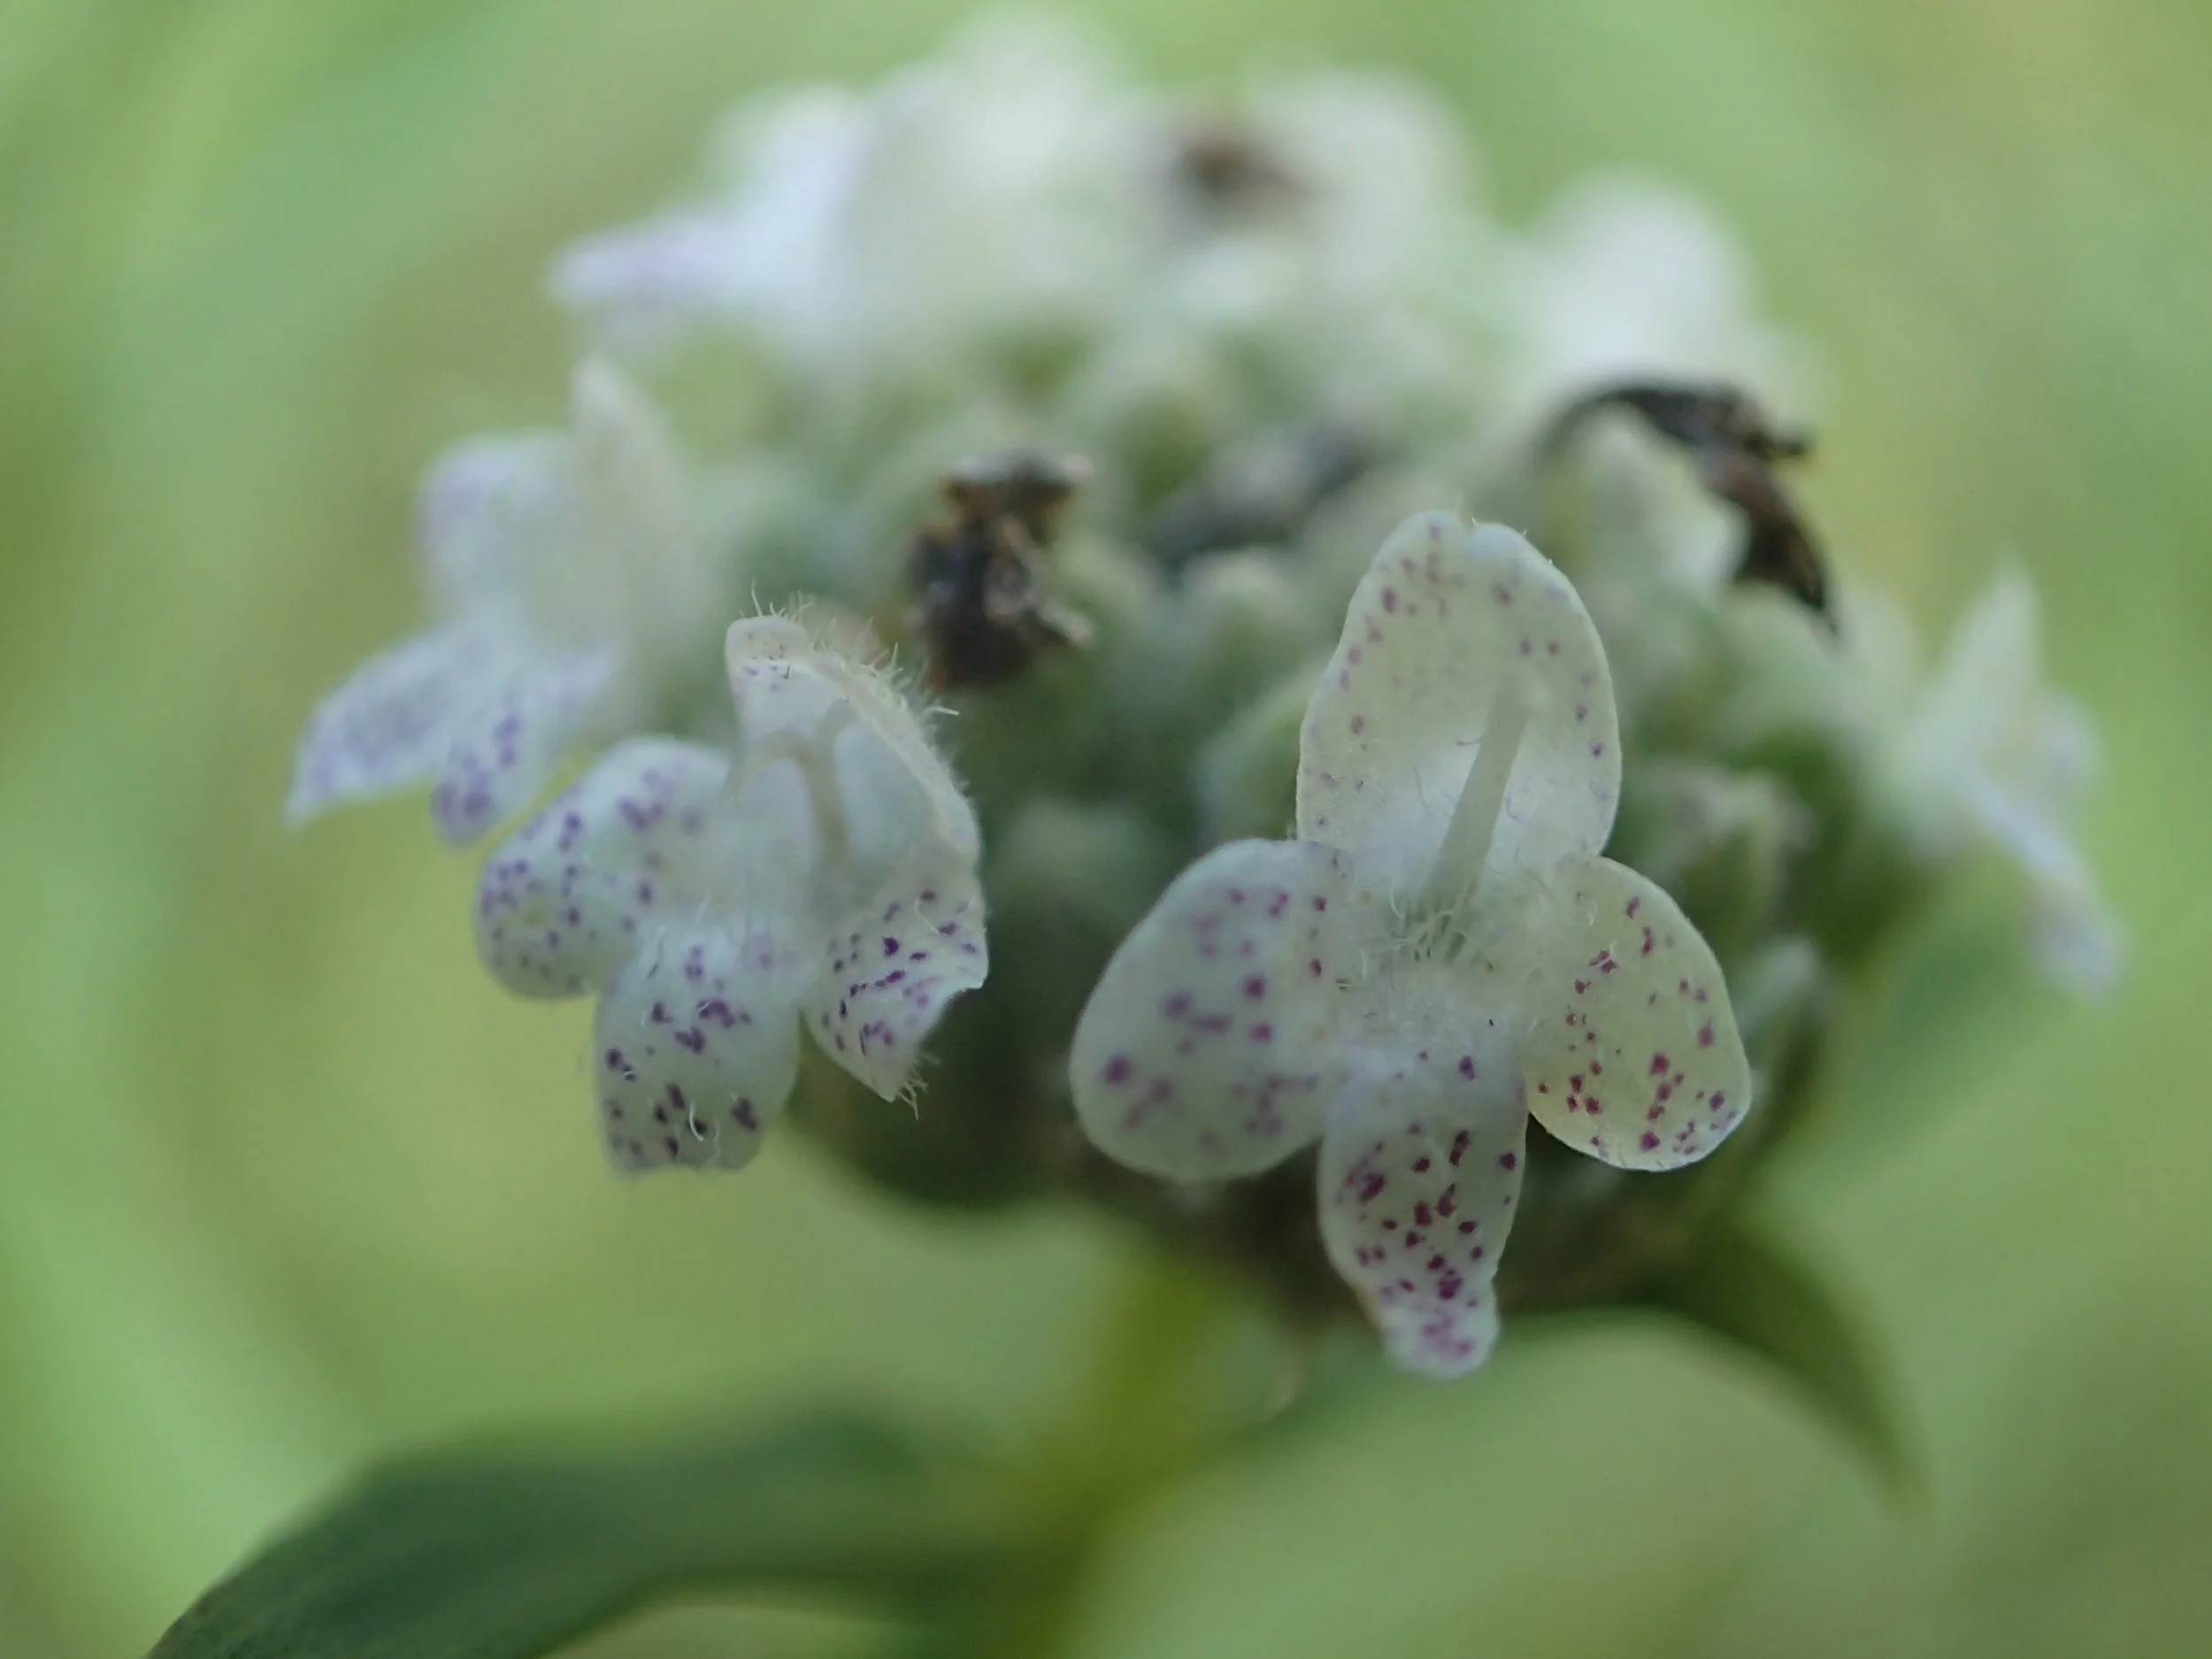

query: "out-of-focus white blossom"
(1497, 175), (1816, 591)
(1502, 173), (1806, 415)
(288, 360), (715, 842)
(1886, 570), (2119, 991)
(555, 17), (1147, 371)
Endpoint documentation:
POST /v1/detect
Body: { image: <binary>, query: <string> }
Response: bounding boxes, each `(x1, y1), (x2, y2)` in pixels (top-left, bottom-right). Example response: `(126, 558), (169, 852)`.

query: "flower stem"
(969, 1248), (1273, 1658)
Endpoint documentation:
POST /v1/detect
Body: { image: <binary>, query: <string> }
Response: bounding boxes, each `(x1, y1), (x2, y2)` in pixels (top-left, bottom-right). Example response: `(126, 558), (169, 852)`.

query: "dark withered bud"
(1555, 382), (1811, 464)
(1170, 117), (1303, 219)
(1546, 380), (1832, 623)
(942, 448), (1091, 542)
(909, 449), (1094, 690)
(1151, 420), (1373, 568)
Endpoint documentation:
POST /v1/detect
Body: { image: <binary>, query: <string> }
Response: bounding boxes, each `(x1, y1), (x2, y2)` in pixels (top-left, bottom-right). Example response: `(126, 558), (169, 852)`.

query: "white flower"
(549, 21), (1489, 419)
(551, 88), (871, 357)
(287, 359), (712, 843)
(1148, 73), (1489, 373)
(1502, 173), (1804, 412)
(1886, 569), (2119, 992)
(1487, 175), (1816, 593)
(473, 618), (987, 1172)
(552, 16), (1141, 369)
(1070, 512), (1752, 1375)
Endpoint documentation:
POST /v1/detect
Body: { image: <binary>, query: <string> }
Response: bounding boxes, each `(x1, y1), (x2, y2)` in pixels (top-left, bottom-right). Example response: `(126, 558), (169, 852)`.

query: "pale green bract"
(1070, 511), (1750, 1375)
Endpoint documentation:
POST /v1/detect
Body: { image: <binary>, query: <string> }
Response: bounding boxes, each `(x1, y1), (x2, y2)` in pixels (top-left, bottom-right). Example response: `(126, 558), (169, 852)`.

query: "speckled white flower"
(473, 617), (987, 1172)
(1071, 511), (1752, 1375)
(1887, 569), (2119, 993)
(287, 359), (711, 843)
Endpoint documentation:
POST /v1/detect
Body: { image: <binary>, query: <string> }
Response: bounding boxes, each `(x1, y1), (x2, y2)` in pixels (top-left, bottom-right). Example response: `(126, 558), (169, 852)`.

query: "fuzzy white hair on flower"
(472, 616), (987, 1172)
(286, 358), (712, 844)
(1887, 568), (2119, 993)
(1070, 511), (1752, 1376)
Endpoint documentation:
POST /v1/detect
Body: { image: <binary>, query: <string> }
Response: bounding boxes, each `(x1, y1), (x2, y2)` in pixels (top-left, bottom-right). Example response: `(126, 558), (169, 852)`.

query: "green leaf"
(150, 1412), (1018, 1659)
(1638, 1213), (1921, 1500)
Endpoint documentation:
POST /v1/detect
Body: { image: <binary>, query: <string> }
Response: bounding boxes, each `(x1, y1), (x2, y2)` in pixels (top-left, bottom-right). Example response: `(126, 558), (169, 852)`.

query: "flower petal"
(286, 623), (497, 828)
(420, 360), (695, 644)
(1318, 1027), (1527, 1379)
(727, 616), (981, 891)
(552, 210), (762, 349)
(418, 435), (572, 618)
(566, 358), (699, 629)
(1504, 175), (1796, 413)
(1069, 838), (1359, 1182)
(1509, 854), (1751, 1171)
(549, 90), (872, 353)
(429, 645), (619, 844)
(803, 864), (988, 1098)
(1901, 569), (2043, 777)
(474, 738), (742, 999)
(1296, 512), (1621, 901)
(593, 924), (807, 1173)
(2025, 873), (2124, 996)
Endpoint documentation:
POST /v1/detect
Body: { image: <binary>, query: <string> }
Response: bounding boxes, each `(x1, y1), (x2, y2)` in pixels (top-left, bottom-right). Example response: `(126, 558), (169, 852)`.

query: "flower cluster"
(288, 16), (2114, 1374)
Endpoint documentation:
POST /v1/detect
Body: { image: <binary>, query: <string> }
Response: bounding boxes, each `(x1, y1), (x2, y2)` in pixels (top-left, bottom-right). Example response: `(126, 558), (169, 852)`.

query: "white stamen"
(1423, 671), (1530, 915)
(749, 703), (857, 872)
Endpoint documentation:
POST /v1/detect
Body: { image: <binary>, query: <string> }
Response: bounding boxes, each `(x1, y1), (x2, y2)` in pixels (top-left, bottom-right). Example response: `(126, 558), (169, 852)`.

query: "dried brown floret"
(1545, 380), (1832, 622)
(1171, 118), (1303, 218)
(908, 449), (1094, 690)
(941, 449), (1089, 543)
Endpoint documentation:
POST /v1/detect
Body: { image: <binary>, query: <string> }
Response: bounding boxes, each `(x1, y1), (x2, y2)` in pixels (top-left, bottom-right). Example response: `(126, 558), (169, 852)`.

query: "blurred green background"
(3, 1), (2207, 1655)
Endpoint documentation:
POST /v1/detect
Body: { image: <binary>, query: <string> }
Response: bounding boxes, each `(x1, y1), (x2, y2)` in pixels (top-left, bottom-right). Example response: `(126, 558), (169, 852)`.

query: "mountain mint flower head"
(287, 359), (714, 843)
(282, 18), (2116, 1382)
(1071, 511), (1751, 1375)
(472, 616), (987, 1171)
